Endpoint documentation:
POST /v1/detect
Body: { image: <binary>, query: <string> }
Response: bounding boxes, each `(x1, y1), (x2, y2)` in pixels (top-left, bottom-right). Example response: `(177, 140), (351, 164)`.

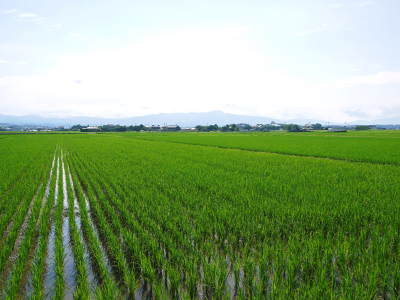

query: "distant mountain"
(1, 111), (398, 127)
(348, 117), (400, 125)
(0, 111), (276, 127)
(123, 111), (276, 127)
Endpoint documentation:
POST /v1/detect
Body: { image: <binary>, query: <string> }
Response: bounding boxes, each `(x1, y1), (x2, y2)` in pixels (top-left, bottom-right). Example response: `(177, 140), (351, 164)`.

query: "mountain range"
(0, 111), (399, 127)
(0, 111), (276, 127)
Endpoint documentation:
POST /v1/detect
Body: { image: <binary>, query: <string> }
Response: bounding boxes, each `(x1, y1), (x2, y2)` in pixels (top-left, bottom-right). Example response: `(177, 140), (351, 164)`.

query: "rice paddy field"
(0, 130), (400, 299)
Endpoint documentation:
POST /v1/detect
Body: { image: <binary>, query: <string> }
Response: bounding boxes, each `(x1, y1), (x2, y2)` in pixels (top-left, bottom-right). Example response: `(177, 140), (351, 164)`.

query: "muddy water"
(61, 156), (76, 299)
(44, 156), (60, 298)
(226, 258), (235, 299)
(44, 154), (56, 198)
(135, 280), (153, 300)
(224, 256), (248, 299)
(67, 166), (98, 291)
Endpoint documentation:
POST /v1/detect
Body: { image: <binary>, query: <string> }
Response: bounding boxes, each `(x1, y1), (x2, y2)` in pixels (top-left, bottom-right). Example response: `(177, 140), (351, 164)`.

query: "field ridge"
(127, 135), (400, 166)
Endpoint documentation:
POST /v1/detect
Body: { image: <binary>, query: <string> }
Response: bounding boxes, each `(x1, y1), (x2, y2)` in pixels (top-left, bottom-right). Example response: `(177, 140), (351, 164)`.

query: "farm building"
(328, 127), (348, 132)
(236, 123), (252, 132)
(80, 126), (100, 132)
(162, 125), (181, 131)
(148, 125), (161, 131)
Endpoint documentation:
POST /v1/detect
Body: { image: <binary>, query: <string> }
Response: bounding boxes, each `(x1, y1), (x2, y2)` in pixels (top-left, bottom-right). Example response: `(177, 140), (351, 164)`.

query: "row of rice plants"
(28, 155), (57, 299)
(0, 183), (44, 297)
(68, 164), (118, 298)
(65, 160), (90, 298)
(0, 137), (58, 297)
(4, 155), (56, 298)
(69, 152), (192, 297)
(66, 152), (138, 297)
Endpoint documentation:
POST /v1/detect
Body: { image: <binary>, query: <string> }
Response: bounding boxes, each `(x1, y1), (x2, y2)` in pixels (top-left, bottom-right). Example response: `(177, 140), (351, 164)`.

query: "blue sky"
(0, 0), (399, 122)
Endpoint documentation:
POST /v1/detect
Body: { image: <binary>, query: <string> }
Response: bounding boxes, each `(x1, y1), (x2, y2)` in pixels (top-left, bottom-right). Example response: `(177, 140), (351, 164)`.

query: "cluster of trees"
(221, 124), (241, 131)
(282, 124), (302, 132)
(195, 123), (324, 132)
(195, 124), (219, 132)
(71, 124), (148, 132)
(281, 123), (324, 132)
(195, 124), (246, 132)
(355, 125), (371, 131)
(311, 123), (323, 130)
(256, 124), (282, 131)
(100, 124), (147, 132)
(70, 125), (86, 131)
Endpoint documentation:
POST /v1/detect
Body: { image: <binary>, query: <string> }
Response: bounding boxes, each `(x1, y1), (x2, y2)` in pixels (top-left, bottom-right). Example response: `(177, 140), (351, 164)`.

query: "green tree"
(355, 125), (371, 131)
(283, 124), (301, 132)
(311, 123), (323, 130)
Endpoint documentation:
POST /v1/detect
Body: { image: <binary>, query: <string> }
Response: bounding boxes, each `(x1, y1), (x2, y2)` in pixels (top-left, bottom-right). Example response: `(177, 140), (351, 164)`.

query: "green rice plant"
(70, 159), (137, 295)
(65, 162), (90, 299)
(30, 160), (57, 299)
(3, 184), (44, 298)
(54, 157), (64, 299)
(124, 130), (400, 164)
(67, 158), (120, 299)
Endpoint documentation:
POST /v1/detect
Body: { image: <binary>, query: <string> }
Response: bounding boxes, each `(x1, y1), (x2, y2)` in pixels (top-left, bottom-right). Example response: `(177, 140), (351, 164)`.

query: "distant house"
(181, 127), (196, 132)
(303, 123), (313, 131)
(80, 126), (100, 132)
(328, 127), (347, 132)
(148, 125), (161, 131)
(236, 123), (252, 132)
(162, 125), (181, 131)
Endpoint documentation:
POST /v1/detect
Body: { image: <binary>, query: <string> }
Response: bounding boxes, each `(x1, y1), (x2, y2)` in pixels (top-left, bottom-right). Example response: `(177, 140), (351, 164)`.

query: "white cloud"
(0, 27), (398, 122)
(52, 23), (62, 29)
(2, 9), (44, 23)
(0, 59), (8, 64)
(2, 8), (17, 14)
(358, 1), (375, 7)
(337, 72), (400, 87)
(67, 32), (85, 40)
(15, 12), (45, 24)
(17, 12), (38, 19)
(0, 27), (320, 117)
(297, 24), (328, 37)
(329, 3), (345, 9)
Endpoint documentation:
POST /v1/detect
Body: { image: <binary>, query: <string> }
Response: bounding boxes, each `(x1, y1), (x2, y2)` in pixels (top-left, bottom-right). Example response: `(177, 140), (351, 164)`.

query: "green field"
(1, 131), (399, 299)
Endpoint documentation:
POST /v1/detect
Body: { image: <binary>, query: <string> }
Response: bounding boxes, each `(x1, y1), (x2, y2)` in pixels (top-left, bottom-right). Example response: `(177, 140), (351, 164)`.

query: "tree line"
(71, 123), (332, 132)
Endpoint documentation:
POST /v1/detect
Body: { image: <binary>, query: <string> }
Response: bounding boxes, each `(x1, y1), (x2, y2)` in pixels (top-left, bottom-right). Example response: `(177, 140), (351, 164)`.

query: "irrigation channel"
(1, 146), (248, 299)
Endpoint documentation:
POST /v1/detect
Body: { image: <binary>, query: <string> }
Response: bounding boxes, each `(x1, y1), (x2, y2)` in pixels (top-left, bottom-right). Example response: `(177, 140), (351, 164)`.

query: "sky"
(0, 0), (399, 122)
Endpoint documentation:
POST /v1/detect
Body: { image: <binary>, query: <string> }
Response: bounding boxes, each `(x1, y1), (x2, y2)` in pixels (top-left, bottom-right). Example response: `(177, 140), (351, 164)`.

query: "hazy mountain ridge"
(0, 111), (399, 127)
(0, 111), (275, 127)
